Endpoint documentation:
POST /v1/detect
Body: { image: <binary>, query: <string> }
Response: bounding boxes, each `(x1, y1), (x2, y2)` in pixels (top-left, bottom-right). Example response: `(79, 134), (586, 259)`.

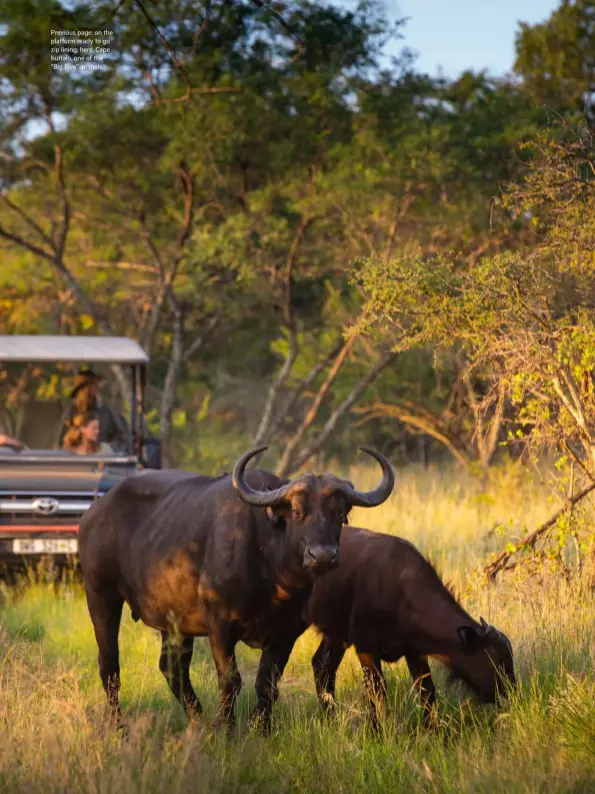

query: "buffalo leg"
(312, 636), (346, 711)
(85, 585), (124, 723)
(356, 650), (386, 732)
(159, 632), (202, 719)
(406, 654), (437, 725)
(252, 631), (302, 734)
(208, 626), (241, 731)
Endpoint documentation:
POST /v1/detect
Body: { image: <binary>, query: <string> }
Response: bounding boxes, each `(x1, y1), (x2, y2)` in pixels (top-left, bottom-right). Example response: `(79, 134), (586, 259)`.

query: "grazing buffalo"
(306, 527), (515, 728)
(78, 446), (394, 732)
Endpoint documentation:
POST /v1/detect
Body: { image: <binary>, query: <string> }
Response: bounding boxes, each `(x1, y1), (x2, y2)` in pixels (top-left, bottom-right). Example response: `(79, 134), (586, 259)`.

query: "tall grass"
(1, 463), (595, 792)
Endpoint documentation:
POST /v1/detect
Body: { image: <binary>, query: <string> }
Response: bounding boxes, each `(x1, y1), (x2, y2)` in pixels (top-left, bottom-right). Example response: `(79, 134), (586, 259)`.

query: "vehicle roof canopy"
(0, 336), (149, 364)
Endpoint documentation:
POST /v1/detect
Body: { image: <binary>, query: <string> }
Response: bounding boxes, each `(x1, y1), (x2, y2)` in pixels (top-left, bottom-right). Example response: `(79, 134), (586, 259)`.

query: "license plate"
(12, 538), (78, 555)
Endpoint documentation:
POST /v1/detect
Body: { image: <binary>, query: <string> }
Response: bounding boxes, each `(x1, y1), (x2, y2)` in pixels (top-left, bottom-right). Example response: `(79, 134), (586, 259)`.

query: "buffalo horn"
(480, 617), (496, 636)
(346, 447), (395, 508)
(232, 447), (293, 507)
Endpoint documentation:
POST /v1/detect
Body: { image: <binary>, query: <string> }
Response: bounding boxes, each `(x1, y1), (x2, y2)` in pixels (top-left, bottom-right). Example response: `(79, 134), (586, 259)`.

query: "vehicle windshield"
(0, 362), (131, 456)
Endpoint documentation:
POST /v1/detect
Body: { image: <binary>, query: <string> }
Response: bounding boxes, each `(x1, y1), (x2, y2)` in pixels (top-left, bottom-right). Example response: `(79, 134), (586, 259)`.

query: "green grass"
(1, 463), (595, 792)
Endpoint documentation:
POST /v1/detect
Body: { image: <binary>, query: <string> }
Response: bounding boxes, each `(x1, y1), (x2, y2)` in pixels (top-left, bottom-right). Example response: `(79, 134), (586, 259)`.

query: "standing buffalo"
(79, 446), (394, 732)
(306, 527), (515, 728)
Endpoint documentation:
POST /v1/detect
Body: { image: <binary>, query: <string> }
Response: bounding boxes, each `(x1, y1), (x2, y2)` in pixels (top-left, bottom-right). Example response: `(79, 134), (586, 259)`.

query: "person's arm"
(0, 433), (25, 450)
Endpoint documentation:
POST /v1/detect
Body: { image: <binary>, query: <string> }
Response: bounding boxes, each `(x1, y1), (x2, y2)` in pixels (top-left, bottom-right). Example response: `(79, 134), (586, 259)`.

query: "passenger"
(66, 368), (128, 451)
(63, 412), (114, 456)
(0, 433), (24, 450)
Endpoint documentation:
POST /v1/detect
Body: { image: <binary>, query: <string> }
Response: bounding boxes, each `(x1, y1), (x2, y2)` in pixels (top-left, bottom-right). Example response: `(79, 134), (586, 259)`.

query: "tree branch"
(281, 350), (397, 475)
(183, 314), (220, 361)
(482, 380), (507, 466)
(132, 0), (242, 105)
(152, 86), (242, 104)
(276, 332), (357, 473)
(0, 195), (56, 251)
(53, 141), (70, 261)
(85, 259), (159, 273)
(133, 0), (190, 83)
(354, 399), (470, 468)
(485, 480), (595, 581)
(267, 339), (345, 443)
(0, 225), (56, 264)
(160, 303), (185, 468)
(141, 162), (195, 354)
(253, 217), (313, 446)
(250, 0), (304, 63)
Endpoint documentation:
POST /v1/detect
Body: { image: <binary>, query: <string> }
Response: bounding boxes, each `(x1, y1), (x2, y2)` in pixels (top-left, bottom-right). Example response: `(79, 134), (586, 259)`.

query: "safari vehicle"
(0, 335), (160, 567)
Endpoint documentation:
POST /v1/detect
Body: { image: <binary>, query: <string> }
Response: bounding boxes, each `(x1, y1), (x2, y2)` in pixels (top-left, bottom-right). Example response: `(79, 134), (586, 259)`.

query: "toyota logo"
(33, 497), (59, 516)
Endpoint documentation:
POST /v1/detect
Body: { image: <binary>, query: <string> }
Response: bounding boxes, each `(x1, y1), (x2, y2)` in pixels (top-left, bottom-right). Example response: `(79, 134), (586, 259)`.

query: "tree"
(356, 120), (595, 572)
(352, 353), (508, 468)
(4, 0), (579, 476)
(358, 123), (595, 473)
(514, 0), (595, 119)
(0, 0), (405, 468)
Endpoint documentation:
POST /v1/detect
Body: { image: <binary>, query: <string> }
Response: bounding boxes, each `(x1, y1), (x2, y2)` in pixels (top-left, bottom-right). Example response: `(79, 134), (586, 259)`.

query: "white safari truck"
(0, 335), (160, 566)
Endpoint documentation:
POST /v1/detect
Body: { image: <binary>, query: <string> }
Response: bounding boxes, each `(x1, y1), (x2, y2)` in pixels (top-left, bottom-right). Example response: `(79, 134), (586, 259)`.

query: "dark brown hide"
(306, 527), (515, 728)
(79, 450), (394, 732)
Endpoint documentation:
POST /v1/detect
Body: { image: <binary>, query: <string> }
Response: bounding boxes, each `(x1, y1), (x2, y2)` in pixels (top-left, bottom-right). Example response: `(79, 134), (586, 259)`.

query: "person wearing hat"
(64, 368), (129, 451)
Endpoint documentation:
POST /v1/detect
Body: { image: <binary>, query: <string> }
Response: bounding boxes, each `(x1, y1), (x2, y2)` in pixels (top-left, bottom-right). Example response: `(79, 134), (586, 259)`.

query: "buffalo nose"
(303, 546), (340, 570)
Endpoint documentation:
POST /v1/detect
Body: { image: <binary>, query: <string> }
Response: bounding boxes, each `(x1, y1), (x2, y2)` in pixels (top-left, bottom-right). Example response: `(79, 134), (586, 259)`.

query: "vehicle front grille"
(0, 492), (99, 529)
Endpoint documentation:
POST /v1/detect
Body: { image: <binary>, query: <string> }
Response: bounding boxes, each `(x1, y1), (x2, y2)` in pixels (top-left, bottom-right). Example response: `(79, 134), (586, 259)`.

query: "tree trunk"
(276, 335), (357, 474)
(159, 305), (185, 469)
(353, 399), (471, 468)
(253, 217), (312, 446)
(253, 332), (299, 446)
(278, 350), (397, 476)
(267, 339), (344, 444)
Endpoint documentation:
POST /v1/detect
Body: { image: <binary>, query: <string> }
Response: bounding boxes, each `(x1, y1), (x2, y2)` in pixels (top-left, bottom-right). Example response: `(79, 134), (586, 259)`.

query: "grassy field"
(1, 463), (595, 792)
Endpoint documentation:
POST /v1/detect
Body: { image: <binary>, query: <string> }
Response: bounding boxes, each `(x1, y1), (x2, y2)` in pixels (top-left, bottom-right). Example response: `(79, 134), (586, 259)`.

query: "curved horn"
(480, 616), (498, 637)
(347, 447), (395, 508)
(232, 447), (292, 507)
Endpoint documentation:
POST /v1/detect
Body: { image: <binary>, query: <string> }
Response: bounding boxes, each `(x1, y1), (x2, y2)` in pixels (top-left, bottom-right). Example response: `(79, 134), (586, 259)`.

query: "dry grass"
(1, 462), (595, 792)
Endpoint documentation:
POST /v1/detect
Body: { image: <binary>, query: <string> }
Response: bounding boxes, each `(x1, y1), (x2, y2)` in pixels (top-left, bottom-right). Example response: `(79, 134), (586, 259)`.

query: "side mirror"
(143, 437), (162, 470)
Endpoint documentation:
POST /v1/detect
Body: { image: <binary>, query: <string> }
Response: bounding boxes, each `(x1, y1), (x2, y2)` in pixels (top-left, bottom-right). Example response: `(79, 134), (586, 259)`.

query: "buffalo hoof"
(248, 708), (272, 736)
(366, 713), (386, 736)
(114, 718), (130, 739)
(184, 719), (204, 742)
(214, 713), (237, 739)
(184, 702), (203, 724)
(106, 708), (129, 737)
(318, 692), (337, 715)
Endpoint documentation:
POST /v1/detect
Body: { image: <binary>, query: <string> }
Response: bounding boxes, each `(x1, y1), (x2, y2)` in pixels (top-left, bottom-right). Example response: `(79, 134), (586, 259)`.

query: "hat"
(70, 368), (104, 398)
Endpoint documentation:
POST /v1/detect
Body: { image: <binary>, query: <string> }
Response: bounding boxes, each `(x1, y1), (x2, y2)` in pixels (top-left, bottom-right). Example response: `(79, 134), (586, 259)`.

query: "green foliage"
(514, 0), (595, 118)
(2, 0), (595, 471)
(356, 122), (595, 479)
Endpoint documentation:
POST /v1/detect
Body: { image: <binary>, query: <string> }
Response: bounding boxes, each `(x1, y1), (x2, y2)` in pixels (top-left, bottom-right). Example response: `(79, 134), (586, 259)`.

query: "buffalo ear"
(458, 626), (484, 656)
(480, 616), (490, 631)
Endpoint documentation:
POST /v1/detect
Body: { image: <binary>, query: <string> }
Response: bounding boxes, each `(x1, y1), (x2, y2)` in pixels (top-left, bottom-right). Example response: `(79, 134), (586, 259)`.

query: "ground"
(1, 463), (595, 793)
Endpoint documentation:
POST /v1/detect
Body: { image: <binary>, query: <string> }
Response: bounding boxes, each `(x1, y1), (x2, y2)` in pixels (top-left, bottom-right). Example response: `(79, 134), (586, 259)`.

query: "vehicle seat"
(15, 400), (68, 449)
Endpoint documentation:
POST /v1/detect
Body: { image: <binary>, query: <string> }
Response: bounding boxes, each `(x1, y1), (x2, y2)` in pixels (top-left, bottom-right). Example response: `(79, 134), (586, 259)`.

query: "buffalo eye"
(266, 506), (286, 529)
